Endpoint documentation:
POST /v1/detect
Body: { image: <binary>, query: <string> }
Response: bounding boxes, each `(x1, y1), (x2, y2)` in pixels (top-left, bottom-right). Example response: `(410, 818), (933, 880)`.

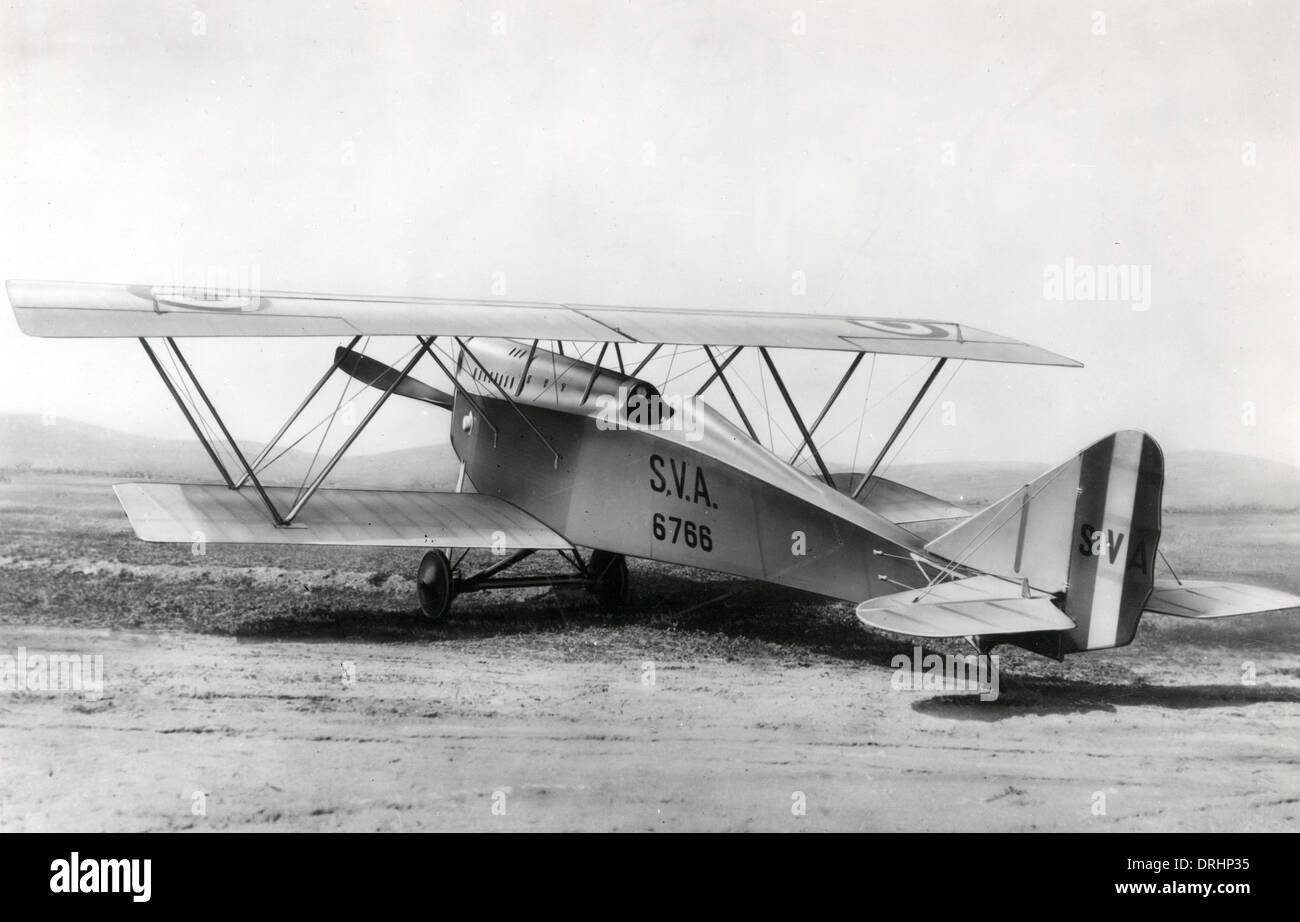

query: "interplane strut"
(140, 334), (448, 526)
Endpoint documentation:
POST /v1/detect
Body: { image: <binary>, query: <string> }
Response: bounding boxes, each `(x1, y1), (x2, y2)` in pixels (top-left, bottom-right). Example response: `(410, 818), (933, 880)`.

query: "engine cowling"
(457, 338), (668, 420)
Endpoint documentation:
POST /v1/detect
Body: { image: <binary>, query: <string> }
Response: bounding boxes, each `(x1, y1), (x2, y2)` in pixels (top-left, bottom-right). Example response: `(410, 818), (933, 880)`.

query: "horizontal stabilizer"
(856, 574), (1074, 638)
(1144, 579), (1300, 619)
(113, 482), (570, 549)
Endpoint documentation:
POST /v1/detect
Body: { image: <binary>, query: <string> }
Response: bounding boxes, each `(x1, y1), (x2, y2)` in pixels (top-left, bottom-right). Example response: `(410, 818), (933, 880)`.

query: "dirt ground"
(1, 475), (1298, 831)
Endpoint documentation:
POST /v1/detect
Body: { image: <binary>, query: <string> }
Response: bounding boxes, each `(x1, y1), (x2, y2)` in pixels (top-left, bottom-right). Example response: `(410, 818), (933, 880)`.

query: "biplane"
(7, 279), (1298, 660)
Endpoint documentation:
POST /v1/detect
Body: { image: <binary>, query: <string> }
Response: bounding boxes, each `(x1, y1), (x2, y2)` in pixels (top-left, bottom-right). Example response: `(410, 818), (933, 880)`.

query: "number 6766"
(652, 513), (713, 552)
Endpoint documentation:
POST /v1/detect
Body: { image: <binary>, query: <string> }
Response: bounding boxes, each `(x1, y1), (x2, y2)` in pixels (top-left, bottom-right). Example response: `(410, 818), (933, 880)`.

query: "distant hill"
(882, 461), (1049, 506)
(1160, 451), (1300, 511)
(885, 451), (1300, 510)
(2, 414), (1297, 510)
(331, 444), (462, 489)
(0, 414), (461, 489)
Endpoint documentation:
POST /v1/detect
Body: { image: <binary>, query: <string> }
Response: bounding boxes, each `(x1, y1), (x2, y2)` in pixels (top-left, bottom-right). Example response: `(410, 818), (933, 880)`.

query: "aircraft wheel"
(587, 550), (630, 612)
(417, 550), (455, 620)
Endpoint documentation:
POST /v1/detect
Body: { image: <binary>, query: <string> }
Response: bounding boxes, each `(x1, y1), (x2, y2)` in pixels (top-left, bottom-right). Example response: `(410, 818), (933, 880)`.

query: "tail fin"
(925, 430), (1164, 655)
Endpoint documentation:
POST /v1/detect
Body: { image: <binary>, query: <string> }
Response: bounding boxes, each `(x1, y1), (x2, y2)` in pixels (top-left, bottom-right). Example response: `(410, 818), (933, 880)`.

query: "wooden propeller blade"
(335, 346), (453, 409)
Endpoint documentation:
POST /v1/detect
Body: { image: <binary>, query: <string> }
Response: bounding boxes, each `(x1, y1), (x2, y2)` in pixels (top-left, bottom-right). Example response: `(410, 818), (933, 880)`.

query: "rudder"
(925, 431), (1164, 655)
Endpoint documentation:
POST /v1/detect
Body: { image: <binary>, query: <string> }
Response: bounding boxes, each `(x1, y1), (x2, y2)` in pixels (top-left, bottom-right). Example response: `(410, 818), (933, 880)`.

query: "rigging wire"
(162, 343), (236, 476)
(1158, 549), (1183, 586)
(757, 349), (776, 452)
(717, 349), (802, 457)
(659, 348), (711, 388)
(294, 351), (354, 503)
(814, 356), (934, 454)
(859, 361), (963, 501)
(254, 337), (420, 485)
(660, 344), (679, 393)
(252, 379), (374, 477)
(848, 354), (877, 479)
(916, 460), (1076, 600)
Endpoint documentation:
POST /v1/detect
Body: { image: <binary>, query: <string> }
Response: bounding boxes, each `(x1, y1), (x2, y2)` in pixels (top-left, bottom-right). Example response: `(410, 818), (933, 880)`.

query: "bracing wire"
(916, 460), (1075, 600)
(295, 352), (353, 503)
(162, 343), (237, 475)
(848, 354), (877, 477)
(859, 361), (963, 502)
(816, 356), (934, 454)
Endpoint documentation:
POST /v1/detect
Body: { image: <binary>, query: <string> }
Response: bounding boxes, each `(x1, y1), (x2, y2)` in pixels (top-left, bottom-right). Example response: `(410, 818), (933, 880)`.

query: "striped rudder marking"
(1066, 431), (1163, 652)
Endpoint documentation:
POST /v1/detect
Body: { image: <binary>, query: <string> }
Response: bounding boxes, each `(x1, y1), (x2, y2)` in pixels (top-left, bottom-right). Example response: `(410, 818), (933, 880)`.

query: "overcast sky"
(1, 0), (1296, 471)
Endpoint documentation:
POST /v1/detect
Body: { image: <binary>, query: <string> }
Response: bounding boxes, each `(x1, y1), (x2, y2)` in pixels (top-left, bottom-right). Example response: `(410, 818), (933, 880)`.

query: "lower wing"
(114, 482), (571, 550)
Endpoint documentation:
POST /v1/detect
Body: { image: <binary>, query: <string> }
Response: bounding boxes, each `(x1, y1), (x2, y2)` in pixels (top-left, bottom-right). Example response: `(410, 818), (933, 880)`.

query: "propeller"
(335, 346), (453, 409)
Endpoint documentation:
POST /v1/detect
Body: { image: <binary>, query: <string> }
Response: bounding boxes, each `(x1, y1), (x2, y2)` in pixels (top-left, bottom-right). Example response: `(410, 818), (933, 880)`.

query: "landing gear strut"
(414, 548), (631, 620)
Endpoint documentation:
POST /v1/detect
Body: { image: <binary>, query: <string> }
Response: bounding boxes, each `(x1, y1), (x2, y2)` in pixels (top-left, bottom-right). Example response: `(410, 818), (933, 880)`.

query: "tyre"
(417, 549), (455, 620)
(587, 550), (630, 612)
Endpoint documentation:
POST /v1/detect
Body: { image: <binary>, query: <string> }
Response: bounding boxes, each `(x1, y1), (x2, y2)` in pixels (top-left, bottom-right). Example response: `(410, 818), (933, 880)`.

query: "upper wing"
(114, 482), (571, 550)
(7, 280), (1081, 366)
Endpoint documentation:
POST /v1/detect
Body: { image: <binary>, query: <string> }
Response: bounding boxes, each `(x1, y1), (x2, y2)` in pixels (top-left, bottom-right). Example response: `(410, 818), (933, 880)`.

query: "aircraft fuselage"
(449, 339), (936, 604)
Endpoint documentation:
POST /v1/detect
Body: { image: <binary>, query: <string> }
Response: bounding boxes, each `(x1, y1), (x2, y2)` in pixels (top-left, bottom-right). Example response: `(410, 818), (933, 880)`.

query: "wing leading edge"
(7, 279), (1081, 366)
